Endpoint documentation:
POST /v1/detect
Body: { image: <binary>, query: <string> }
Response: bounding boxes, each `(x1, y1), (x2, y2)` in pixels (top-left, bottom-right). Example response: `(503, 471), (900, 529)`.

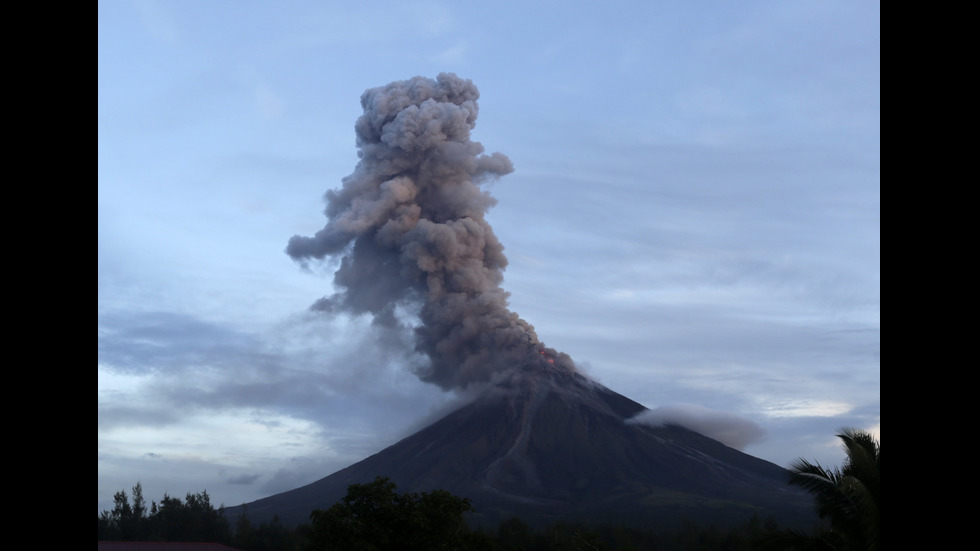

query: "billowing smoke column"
(287, 73), (574, 390)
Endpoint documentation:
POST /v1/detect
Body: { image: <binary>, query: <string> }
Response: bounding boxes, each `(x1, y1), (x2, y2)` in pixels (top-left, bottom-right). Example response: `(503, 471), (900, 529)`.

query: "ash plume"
(287, 73), (573, 390)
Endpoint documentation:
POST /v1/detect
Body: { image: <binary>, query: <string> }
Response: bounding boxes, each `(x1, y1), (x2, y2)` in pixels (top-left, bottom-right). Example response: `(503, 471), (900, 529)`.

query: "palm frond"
(786, 427), (879, 551)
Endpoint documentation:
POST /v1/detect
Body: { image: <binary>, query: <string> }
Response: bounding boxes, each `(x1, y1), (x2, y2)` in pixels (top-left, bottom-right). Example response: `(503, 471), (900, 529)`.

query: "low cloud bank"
(628, 403), (765, 450)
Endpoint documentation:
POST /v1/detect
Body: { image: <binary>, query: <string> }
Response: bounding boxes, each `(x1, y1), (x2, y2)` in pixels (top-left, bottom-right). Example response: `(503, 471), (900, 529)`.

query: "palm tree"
(762, 428), (879, 551)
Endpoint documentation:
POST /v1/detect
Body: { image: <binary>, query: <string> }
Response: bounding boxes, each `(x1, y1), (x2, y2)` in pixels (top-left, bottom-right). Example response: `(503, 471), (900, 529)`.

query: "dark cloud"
(97, 405), (183, 431)
(97, 309), (451, 429)
(227, 474), (262, 485)
(98, 311), (270, 374)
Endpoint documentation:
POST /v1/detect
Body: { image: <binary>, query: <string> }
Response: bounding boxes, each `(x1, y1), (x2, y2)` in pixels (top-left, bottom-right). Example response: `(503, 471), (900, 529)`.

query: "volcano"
(248, 73), (817, 530)
(229, 366), (813, 529)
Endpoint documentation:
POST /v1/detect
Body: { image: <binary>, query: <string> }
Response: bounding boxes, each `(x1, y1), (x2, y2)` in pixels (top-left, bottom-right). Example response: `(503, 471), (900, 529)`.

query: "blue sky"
(98, 1), (879, 514)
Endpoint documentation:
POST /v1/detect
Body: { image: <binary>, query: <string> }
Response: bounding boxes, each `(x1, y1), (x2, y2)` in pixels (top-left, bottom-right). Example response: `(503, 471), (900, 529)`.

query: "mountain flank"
(229, 368), (814, 529)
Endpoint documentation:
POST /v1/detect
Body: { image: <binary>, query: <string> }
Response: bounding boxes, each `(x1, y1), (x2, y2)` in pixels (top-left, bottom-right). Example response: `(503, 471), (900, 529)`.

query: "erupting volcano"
(231, 74), (815, 528)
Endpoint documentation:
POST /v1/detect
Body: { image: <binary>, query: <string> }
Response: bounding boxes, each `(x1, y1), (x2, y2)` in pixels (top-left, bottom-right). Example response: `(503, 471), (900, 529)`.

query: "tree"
(98, 485), (230, 543)
(232, 509), (304, 551)
(149, 490), (230, 542)
(98, 482), (149, 540)
(764, 428), (879, 551)
(307, 476), (473, 551)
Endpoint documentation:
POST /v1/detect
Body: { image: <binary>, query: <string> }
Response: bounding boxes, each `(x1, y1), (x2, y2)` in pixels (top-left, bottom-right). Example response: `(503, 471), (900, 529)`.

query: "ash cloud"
(287, 73), (572, 390)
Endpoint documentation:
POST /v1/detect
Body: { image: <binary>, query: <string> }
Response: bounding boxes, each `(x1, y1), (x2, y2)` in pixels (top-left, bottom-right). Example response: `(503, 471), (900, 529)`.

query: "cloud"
(227, 474), (262, 485)
(627, 403), (765, 450)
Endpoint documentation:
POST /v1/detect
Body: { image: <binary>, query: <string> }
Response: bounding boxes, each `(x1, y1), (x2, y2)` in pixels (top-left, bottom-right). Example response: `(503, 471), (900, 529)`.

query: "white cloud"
(627, 404), (765, 450)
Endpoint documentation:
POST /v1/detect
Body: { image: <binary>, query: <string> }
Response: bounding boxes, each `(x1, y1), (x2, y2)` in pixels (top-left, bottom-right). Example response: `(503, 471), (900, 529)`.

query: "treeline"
(98, 484), (231, 543)
(99, 428), (876, 550)
(97, 483), (308, 550)
(98, 479), (788, 551)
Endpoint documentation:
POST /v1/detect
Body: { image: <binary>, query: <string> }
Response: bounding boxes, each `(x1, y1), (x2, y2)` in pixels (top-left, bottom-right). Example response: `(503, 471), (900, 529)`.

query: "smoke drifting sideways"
(627, 404), (766, 451)
(287, 73), (574, 391)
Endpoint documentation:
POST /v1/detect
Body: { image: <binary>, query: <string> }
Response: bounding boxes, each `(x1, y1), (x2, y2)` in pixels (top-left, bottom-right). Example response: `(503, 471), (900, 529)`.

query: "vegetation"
(307, 476), (474, 550)
(97, 483), (231, 543)
(762, 428), (880, 551)
(105, 449), (889, 551)
(98, 480), (790, 550)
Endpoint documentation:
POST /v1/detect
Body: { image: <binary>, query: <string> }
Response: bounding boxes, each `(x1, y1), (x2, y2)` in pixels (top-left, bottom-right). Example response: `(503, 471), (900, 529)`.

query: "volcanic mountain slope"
(231, 367), (815, 529)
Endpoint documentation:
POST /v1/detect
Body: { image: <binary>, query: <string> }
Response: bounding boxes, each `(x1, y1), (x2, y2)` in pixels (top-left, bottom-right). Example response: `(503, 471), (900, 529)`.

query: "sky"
(98, 1), (879, 514)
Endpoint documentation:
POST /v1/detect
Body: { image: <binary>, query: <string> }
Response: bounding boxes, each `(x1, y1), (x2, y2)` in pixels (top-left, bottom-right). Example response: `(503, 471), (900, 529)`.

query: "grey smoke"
(287, 73), (573, 390)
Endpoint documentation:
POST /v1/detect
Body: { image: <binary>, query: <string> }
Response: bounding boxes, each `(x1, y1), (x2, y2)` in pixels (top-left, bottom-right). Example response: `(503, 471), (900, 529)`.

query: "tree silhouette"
(763, 428), (879, 551)
(98, 483), (149, 540)
(98, 485), (230, 543)
(307, 476), (473, 551)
